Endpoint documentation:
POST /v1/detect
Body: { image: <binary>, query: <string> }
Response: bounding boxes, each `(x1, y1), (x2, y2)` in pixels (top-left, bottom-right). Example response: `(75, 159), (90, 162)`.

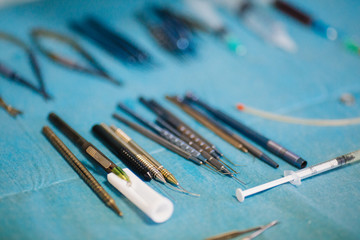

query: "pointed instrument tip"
(117, 210), (123, 217)
(165, 174), (179, 186)
(42, 91), (52, 101)
(156, 174), (167, 184)
(108, 198), (123, 217)
(232, 175), (247, 186)
(108, 77), (123, 86)
(111, 204), (123, 217)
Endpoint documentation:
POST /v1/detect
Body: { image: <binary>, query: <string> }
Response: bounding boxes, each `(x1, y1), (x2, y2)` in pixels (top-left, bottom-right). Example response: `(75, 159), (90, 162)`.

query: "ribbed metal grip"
(178, 125), (214, 154)
(92, 124), (152, 181)
(42, 126), (120, 214)
(112, 114), (203, 165)
(159, 129), (201, 158)
(135, 153), (165, 183)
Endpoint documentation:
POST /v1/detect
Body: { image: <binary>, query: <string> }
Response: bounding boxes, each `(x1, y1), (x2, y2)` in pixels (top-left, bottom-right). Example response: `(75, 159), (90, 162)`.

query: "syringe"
(236, 149), (360, 202)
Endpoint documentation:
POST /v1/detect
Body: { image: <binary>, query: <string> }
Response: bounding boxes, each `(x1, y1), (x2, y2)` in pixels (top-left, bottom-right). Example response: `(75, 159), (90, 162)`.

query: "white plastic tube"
(108, 168), (174, 223)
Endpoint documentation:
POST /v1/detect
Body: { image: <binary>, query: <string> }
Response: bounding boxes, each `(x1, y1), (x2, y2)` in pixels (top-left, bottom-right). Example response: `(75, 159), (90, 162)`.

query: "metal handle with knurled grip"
(159, 129), (201, 158)
(178, 125), (214, 153)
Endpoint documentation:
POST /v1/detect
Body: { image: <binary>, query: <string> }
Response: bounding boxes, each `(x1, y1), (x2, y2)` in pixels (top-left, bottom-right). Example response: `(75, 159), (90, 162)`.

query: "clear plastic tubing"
(236, 150), (360, 202)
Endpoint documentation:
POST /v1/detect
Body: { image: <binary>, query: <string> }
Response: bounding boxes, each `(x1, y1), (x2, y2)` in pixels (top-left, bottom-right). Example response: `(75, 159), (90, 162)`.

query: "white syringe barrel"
(289, 149), (360, 183)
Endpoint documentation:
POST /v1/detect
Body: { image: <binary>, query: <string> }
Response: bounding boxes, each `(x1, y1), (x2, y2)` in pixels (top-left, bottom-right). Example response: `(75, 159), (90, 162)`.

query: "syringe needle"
(165, 183), (200, 197)
(232, 175), (247, 186)
(153, 181), (175, 201)
(178, 185), (200, 197)
(221, 154), (241, 166)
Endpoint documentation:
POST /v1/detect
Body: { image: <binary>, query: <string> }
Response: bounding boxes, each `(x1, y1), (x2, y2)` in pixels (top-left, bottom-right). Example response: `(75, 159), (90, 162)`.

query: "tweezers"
(0, 32), (50, 99)
(206, 220), (278, 240)
(31, 28), (121, 85)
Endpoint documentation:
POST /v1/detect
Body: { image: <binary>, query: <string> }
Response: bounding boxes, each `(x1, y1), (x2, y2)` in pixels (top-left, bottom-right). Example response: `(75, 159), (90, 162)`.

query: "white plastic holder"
(108, 168), (174, 223)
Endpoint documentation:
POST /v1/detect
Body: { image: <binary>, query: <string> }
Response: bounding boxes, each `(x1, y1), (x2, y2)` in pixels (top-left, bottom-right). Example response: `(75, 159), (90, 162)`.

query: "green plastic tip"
(343, 39), (360, 54)
(112, 166), (131, 184)
(223, 34), (247, 56)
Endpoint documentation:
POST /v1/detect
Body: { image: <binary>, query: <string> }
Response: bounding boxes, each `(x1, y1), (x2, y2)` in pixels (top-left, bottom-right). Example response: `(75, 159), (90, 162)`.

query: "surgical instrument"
(0, 32), (50, 99)
(0, 96), (22, 117)
(117, 103), (206, 163)
(112, 113), (203, 165)
(42, 126), (122, 216)
(31, 29), (121, 85)
(185, 93), (306, 169)
(48, 112), (130, 183)
(206, 220), (278, 240)
(92, 123), (156, 182)
(110, 124), (199, 196)
(139, 98), (236, 176)
(168, 95), (279, 168)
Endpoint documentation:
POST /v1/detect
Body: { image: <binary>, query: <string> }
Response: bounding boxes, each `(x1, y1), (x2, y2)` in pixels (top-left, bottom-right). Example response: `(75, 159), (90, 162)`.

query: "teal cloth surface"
(0, 0), (360, 239)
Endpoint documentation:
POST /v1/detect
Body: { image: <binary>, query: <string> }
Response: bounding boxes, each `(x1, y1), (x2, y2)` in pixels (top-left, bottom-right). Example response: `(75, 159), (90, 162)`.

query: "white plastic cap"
(108, 169), (174, 223)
